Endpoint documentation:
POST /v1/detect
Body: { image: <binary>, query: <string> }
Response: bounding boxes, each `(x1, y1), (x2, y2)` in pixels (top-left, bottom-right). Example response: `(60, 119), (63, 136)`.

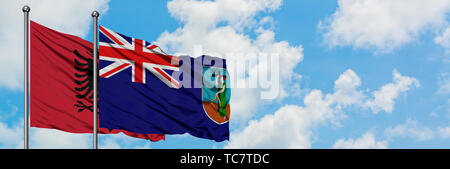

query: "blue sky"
(1, 0), (450, 149)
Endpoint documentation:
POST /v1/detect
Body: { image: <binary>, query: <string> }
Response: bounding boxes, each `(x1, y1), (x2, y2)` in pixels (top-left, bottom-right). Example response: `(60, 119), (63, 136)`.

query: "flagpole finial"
(22, 5), (30, 12)
(92, 11), (99, 17)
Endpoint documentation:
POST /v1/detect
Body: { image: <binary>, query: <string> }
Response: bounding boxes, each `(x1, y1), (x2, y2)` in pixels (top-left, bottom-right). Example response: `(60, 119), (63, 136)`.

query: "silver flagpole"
(92, 11), (99, 149)
(23, 5), (30, 150)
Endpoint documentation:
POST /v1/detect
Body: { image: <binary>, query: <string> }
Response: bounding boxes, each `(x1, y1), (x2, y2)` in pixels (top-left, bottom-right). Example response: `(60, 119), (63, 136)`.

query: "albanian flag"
(29, 20), (164, 141)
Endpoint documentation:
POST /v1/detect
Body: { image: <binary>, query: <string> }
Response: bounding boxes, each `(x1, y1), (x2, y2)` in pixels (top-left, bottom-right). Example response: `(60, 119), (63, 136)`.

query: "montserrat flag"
(29, 21), (165, 141)
(98, 26), (230, 142)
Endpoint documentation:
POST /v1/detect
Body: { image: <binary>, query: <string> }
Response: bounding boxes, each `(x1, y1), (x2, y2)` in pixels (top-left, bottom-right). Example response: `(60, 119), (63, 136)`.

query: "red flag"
(30, 20), (165, 141)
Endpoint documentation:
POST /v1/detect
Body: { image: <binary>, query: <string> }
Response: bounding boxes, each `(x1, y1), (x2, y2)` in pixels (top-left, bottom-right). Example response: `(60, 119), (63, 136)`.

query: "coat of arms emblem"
(202, 67), (231, 124)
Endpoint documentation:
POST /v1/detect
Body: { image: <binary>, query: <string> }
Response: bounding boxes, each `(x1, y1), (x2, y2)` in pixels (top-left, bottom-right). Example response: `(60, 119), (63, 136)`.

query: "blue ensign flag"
(98, 26), (230, 142)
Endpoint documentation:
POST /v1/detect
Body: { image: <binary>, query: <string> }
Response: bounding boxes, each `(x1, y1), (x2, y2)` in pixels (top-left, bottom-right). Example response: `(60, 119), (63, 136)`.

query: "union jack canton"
(99, 26), (180, 88)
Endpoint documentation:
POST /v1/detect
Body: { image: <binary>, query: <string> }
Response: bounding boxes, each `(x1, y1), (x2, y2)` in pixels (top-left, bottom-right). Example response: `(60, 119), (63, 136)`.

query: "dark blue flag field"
(98, 26), (230, 142)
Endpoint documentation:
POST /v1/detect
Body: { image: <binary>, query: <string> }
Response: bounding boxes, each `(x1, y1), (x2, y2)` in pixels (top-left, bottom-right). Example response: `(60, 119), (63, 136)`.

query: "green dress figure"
(216, 76), (228, 120)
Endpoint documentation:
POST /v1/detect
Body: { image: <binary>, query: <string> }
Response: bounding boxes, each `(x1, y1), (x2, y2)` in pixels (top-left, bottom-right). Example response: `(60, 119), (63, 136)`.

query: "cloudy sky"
(1, 0), (450, 149)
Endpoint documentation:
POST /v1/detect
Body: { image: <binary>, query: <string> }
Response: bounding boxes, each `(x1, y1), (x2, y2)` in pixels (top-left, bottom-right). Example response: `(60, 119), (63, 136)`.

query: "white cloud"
(435, 27), (450, 53)
(330, 69), (365, 107)
(0, 0), (109, 89)
(157, 0), (304, 122)
(225, 69), (420, 148)
(438, 127), (450, 139)
(333, 132), (388, 149)
(0, 117), (155, 149)
(365, 69), (420, 114)
(100, 137), (121, 149)
(0, 116), (154, 149)
(0, 120), (23, 149)
(437, 73), (450, 95)
(225, 97), (327, 149)
(0, 117), (92, 149)
(30, 128), (90, 149)
(167, 0), (282, 30)
(384, 119), (434, 141)
(99, 133), (152, 149)
(320, 0), (450, 52)
(225, 69), (363, 148)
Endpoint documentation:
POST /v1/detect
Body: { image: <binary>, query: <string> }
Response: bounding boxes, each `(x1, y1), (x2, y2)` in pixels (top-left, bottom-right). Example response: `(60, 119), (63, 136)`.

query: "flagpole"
(23, 5), (30, 150)
(92, 11), (99, 149)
